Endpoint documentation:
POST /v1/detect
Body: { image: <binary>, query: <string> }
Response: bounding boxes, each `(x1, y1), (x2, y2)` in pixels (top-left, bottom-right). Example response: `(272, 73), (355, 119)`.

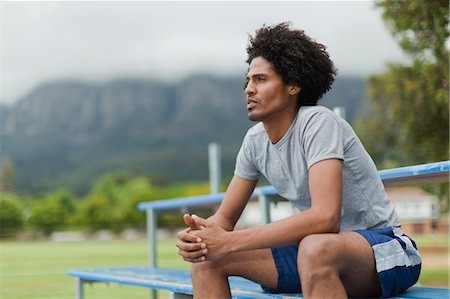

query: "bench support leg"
(169, 292), (193, 299)
(147, 209), (157, 268)
(258, 192), (271, 224)
(76, 278), (84, 299)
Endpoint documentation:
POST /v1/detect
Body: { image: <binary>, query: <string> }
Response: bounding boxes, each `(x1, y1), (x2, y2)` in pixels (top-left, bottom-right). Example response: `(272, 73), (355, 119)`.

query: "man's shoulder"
(241, 122), (267, 149)
(298, 105), (335, 118)
(246, 121), (266, 137)
(297, 105), (342, 128)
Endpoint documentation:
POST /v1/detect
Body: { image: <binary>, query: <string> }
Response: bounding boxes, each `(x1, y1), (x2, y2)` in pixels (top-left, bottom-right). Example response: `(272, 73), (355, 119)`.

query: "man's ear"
(289, 85), (301, 96)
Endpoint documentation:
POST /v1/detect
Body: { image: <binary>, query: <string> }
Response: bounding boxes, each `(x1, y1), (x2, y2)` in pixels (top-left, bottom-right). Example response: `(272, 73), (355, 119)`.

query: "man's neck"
(263, 108), (298, 144)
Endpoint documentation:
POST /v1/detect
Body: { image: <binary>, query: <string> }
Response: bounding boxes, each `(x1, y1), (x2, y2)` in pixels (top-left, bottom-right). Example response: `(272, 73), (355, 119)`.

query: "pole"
(147, 209), (157, 299)
(208, 143), (221, 194)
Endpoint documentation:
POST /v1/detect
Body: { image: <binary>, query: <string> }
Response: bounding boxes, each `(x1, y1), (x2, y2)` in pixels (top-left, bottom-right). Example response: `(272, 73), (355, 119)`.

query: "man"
(176, 23), (421, 299)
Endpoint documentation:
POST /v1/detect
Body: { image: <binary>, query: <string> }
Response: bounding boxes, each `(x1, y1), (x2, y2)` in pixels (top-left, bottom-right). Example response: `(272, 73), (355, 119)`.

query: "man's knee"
(297, 234), (340, 276)
(192, 261), (214, 276)
(191, 260), (225, 278)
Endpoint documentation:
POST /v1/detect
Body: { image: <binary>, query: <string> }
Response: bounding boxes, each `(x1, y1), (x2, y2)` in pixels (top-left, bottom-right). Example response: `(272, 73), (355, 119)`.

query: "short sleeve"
(302, 111), (344, 169)
(234, 133), (261, 180)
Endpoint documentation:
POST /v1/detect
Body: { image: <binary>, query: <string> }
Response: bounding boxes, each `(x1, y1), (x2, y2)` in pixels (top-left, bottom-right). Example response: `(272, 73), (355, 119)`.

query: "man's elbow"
(321, 213), (341, 234)
(328, 220), (341, 234)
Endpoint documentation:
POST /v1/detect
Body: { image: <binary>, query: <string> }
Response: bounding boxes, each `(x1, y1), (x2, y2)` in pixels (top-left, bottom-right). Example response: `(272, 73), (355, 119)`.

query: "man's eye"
(243, 82), (248, 90)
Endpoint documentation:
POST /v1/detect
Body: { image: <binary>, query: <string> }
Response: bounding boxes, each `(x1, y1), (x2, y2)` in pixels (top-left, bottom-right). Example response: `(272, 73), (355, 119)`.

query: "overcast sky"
(1, 1), (407, 105)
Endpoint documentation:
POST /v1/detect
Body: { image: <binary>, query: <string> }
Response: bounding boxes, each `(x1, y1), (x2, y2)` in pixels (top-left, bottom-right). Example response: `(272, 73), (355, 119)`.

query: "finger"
(191, 214), (209, 228)
(180, 250), (208, 263)
(176, 229), (193, 241)
(184, 256), (207, 263)
(178, 227), (192, 237)
(184, 214), (203, 230)
(178, 248), (208, 260)
(176, 239), (206, 252)
(178, 231), (202, 243)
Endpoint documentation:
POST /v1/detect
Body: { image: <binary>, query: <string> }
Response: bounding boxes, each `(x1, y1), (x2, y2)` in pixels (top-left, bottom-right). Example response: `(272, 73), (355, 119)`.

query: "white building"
(387, 187), (440, 234)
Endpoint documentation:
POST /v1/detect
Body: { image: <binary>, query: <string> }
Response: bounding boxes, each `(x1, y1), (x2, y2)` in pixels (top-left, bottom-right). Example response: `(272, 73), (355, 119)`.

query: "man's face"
(245, 56), (296, 122)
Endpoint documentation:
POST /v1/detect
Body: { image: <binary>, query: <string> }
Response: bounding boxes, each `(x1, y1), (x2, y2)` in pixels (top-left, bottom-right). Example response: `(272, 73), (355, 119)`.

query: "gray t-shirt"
(235, 105), (400, 231)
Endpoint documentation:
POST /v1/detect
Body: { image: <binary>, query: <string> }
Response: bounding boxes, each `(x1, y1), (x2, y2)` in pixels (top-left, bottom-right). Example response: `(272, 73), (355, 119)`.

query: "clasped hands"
(176, 214), (231, 263)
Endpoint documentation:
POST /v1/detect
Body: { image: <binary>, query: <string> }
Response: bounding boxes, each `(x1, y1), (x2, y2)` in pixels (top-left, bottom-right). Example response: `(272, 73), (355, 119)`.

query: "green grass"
(411, 234), (449, 288)
(0, 238), (189, 299)
(0, 235), (448, 298)
(410, 233), (449, 247)
(419, 268), (449, 288)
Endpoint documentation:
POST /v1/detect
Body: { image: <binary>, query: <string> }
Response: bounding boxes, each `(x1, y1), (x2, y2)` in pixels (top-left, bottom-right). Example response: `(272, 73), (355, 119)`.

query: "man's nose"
(245, 81), (255, 95)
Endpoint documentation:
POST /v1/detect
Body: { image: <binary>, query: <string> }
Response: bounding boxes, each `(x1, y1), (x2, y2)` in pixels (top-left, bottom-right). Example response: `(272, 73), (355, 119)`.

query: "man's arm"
(207, 175), (258, 231)
(176, 175), (258, 262)
(191, 159), (342, 260)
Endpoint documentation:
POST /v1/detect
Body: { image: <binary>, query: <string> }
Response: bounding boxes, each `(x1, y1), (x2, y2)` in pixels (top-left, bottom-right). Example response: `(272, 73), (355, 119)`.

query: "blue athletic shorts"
(261, 227), (422, 298)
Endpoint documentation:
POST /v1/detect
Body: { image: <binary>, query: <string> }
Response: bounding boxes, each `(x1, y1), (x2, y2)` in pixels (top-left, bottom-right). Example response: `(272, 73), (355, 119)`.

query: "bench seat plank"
(68, 267), (300, 298)
(68, 267), (449, 299)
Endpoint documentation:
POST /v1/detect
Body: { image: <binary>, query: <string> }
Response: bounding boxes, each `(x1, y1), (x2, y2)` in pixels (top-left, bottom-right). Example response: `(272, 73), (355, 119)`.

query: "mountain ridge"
(1, 74), (366, 196)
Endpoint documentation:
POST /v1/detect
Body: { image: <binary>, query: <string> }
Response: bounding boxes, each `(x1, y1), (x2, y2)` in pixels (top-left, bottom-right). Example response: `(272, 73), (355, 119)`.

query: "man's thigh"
(336, 232), (381, 297)
(299, 231), (381, 297)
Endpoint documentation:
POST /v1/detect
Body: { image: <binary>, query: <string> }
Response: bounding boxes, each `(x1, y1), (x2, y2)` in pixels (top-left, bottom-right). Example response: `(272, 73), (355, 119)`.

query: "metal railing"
(138, 160), (450, 269)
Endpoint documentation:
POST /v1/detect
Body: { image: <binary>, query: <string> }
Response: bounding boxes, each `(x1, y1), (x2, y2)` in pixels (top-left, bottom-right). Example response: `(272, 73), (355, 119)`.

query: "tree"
(0, 193), (24, 235)
(356, 0), (449, 166)
(121, 177), (157, 229)
(355, 0), (449, 211)
(78, 194), (119, 232)
(78, 173), (212, 232)
(28, 189), (77, 235)
(91, 172), (132, 203)
(0, 157), (17, 193)
(81, 173), (150, 231)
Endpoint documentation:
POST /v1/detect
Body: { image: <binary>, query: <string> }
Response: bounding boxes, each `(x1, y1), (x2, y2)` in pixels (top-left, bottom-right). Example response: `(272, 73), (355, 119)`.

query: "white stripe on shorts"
(372, 228), (422, 273)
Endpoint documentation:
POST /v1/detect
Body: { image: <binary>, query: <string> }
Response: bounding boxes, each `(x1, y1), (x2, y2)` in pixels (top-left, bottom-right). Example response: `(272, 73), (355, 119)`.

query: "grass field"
(0, 238), (188, 299)
(0, 234), (448, 298)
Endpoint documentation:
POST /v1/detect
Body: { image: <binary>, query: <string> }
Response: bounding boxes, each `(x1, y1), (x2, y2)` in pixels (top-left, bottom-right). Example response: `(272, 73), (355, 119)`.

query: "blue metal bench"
(68, 161), (450, 299)
(67, 268), (449, 299)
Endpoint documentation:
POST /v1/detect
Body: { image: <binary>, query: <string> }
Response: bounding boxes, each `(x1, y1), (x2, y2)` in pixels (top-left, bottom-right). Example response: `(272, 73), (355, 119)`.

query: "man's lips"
(247, 98), (257, 109)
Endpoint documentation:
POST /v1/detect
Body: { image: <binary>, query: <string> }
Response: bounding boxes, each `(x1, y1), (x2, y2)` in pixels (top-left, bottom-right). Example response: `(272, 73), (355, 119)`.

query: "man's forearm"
(204, 176), (257, 232)
(207, 213), (235, 231)
(227, 208), (340, 253)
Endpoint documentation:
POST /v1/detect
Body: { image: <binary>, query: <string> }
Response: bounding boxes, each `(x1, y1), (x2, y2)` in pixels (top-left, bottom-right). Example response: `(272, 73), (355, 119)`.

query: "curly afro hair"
(246, 22), (337, 106)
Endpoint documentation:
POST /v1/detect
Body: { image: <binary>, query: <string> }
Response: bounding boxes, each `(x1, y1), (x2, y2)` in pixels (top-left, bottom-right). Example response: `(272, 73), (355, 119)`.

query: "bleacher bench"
(68, 268), (449, 299)
(68, 161), (450, 299)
